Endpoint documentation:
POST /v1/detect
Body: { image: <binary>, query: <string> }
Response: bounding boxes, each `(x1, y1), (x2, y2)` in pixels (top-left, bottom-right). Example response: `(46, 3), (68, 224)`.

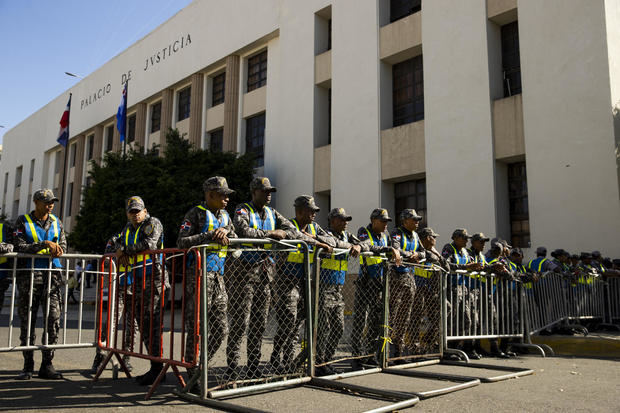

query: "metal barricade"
(606, 278), (620, 324)
(93, 248), (195, 399)
(1, 252), (103, 353)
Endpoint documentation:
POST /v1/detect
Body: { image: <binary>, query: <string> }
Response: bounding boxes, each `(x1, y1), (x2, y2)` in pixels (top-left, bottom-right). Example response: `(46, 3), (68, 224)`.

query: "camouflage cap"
(400, 208), (422, 221)
(510, 247), (523, 257)
(126, 196), (145, 212)
(419, 227), (439, 238)
(294, 195), (320, 211)
(471, 233), (490, 242)
(490, 241), (503, 252)
(591, 250), (602, 258)
(551, 248), (567, 258)
(33, 189), (59, 203)
(536, 246), (547, 255)
(250, 176), (277, 192)
(328, 207), (352, 221)
(203, 176), (234, 194)
(370, 208), (392, 222)
(451, 228), (470, 239)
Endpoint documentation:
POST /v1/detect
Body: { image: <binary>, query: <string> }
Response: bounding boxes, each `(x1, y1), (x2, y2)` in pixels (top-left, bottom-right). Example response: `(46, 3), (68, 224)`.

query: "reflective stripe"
(120, 222), (151, 272)
(288, 220), (315, 263)
(198, 205), (229, 258)
(243, 203), (274, 249)
(321, 231), (349, 272)
(528, 258), (547, 272)
(414, 266), (433, 278)
(24, 214), (59, 255)
(360, 228), (386, 266)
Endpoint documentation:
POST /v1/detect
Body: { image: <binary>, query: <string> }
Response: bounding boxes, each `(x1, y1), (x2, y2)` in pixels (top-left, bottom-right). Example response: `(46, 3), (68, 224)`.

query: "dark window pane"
(151, 102), (161, 133)
(127, 114), (136, 143)
(212, 72), (226, 106)
(105, 126), (114, 152)
(393, 55), (424, 127)
(390, 0), (422, 23)
(394, 178), (427, 227)
(177, 87), (191, 121)
(501, 21), (522, 97)
(247, 51), (268, 92)
(246, 113), (266, 167)
(87, 135), (94, 160)
(210, 129), (223, 152)
(508, 161), (529, 248)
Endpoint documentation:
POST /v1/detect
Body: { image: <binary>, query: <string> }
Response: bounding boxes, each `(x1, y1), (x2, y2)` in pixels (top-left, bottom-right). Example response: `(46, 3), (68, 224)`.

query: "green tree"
(68, 128), (255, 253)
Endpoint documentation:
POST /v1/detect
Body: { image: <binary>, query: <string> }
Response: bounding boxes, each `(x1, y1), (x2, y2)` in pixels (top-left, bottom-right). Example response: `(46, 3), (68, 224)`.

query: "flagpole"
(123, 80), (128, 157)
(59, 92), (72, 221)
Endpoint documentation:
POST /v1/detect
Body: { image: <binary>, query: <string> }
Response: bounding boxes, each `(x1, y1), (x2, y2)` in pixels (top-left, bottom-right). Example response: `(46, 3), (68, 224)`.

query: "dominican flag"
(116, 82), (128, 142)
(56, 94), (71, 147)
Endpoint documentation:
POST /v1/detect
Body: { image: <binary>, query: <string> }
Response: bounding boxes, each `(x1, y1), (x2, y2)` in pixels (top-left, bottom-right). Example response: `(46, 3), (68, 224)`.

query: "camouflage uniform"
(177, 194), (236, 366)
(0, 221), (15, 313)
(441, 241), (473, 336)
(351, 219), (393, 360)
(13, 209), (67, 366)
(229, 183), (301, 373)
(418, 241), (448, 351)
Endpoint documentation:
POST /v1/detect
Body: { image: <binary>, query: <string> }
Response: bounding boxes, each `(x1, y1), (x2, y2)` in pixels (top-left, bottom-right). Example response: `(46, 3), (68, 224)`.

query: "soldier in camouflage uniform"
(177, 177), (236, 381)
(228, 177), (308, 379)
(13, 189), (66, 380)
(0, 219), (15, 313)
(483, 240), (513, 358)
(441, 228), (482, 359)
(270, 195), (333, 373)
(315, 208), (362, 376)
(113, 196), (165, 385)
(351, 208), (401, 369)
(389, 209), (424, 360)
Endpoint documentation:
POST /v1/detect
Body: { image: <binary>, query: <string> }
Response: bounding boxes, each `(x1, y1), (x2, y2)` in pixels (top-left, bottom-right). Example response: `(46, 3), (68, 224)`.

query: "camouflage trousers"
(408, 276), (440, 353)
(351, 275), (383, 357)
(388, 271), (415, 351)
(271, 274), (304, 365)
(0, 277), (11, 313)
(17, 274), (62, 361)
(184, 267), (228, 365)
(96, 288), (136, 356)
(447, 276), (479, 336)
(226, 259), (273, 368)
(123, 273), (164, 357)
(316, 284), (345, 364)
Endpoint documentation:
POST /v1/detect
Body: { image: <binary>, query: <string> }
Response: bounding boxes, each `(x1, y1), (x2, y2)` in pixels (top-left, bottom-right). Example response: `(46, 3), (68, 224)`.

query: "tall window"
(151, 102), (161, 133)
(247, 50), (268, 92)
(210, 129), (223, 152)
(393, 54), (424, 127)
(246, 113), (266, 167)
(55, 151), (62, 173)
(327, 88), (332, 145)
(327, 19), (332, 51)
(390, 0), (421, 23)
(29, 159), (35, 182)
(69, 143), (77, 167)
(127, 114), (136, 143)
(67, 182), (73, 217)
(105, 126), (114, 152)
(394, 178), (427, 228)
(177, 87), (191, 121)
(212, 72), (226, 106)
(508, 162), (529, 248)
(87, 135), (94, 160)
(501, 21), (521, 97)
(15, 166), (23, 188)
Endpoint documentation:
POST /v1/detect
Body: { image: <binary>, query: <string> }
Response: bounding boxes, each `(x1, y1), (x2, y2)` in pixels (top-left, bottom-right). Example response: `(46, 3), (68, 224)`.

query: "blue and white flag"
(116, 82), (127, 143)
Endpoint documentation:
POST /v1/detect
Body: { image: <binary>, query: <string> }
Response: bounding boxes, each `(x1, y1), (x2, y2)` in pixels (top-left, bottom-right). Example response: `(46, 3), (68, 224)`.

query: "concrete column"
(70, 135), (85, 228)
(135, 103), (147, 150)
(189, 73), (204, 148)
(160, 88), (174, 153)
(223, 54), (240, 152)
(93, 125), (104, 165)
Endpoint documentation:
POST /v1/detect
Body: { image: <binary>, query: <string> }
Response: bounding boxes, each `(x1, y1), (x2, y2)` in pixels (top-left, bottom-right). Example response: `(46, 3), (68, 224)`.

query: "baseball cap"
(370, 208), (392, 221)
(452, 229), (470, 239)
(536, 246), (547, 255)
(419, 227), (439, 238)
(294, 195), (320, 211)
(510, 247), (523, 257)
(126, 196), (145, 212)
(400, 209), (422, 221)
(471, 233), (490, 242)
(490, 241), (503, 252)
(591, 250), (602, 258)
(33, 189), (59, 203)
(203, 176), (235, 194)
(250, 176), (277, 192)
(328, 207), (352, 221)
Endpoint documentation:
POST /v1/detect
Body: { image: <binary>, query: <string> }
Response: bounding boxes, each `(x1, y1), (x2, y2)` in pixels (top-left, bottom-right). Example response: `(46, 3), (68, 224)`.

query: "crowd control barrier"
(1, 253), (103, 353)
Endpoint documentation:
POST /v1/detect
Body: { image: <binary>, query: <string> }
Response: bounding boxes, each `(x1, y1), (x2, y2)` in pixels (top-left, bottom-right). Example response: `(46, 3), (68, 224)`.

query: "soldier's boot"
(247, 358), (261, 378)
(224, 363), (239, 382)
(185, 366), (200, 394)
(269, 352), (281, 371)
(392, 344), (407, 365)
(38, 355), (63, 380)
(17, 351), (35, 380)
(136, 361), (164, 386)
(490, 340), (509, 359)
(499, 340), (516, 357)
(91, 352), (105, 374)
(121, 355), (133, 373)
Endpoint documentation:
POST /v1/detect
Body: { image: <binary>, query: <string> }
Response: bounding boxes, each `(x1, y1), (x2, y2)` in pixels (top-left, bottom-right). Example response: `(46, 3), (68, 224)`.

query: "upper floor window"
(393, 54), (424, 127)
(246, 113), (266, 167)
(87, 135), (94, 160)
(394, 178), (427, 228)
(390, 0), (421, 23)
(177, 87), (191, 122)
(501, 21), (522, 97)
(151, 102), (161, 133)
(212, 72), (226, 106)
(127, 114), (136, 143)
(209, 128), (223, 152)
(508, 162), (529, 248)
(105, 126), (114, 152)
(247, 51), (268, 92)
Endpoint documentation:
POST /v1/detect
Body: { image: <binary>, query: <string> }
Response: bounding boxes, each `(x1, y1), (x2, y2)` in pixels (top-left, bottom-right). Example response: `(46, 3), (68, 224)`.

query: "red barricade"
(93, 248), (200, 399)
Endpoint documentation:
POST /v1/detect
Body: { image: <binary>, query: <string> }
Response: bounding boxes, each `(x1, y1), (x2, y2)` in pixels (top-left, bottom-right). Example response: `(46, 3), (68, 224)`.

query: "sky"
(0, 0), (193, 145)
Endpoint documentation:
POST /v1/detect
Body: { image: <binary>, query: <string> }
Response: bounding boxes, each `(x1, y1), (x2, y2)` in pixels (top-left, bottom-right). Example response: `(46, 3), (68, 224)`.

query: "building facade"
(2, 0), (619, 257)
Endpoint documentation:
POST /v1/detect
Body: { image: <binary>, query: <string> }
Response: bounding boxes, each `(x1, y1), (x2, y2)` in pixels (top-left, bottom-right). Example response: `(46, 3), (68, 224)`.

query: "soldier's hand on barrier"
(212, 227), (230, 244)
(267, 229), (287, 240)
(316, 242), (332, 253)
(467, 262), (483, 271)
(44, 240), (63, 257)
(349, 244), (361, 258)
(303, 230), (317, 239)
(391, 248), (402, 266)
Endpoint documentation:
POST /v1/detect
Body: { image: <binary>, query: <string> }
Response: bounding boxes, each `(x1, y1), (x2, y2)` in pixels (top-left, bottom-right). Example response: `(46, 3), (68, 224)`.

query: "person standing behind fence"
(0, 219), (15, 313)
(270, 195), (333, 374)
(228, 176), (299, 379)
(177, 176), (236, 382)
(351, 208), (401, 369)
(389, 209), (424, 360)
(315, 208), (362, 375)
(113, 196), (165, 385)
(13, 189), (66, 380)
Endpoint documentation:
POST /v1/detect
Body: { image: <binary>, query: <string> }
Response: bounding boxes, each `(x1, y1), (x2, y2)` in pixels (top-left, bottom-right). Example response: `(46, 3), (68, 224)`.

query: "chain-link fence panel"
(387, 264), (441, 363)
(202, 240), (312, 393)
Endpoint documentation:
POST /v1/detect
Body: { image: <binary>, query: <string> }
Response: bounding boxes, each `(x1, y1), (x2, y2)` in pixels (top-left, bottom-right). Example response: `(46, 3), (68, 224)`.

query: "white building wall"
(519, 0), (620, 257)
(423, 0), (498, 240)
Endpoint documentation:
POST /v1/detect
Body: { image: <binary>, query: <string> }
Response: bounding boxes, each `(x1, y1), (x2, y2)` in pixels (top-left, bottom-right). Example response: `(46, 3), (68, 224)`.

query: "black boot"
(122, 356), (133, 373)
(17, 352), (34, 380)
(136, 361), (164, 386)
(490, 341), (509, 359)
(91, 353), (105, 374)
(38, 359), (63, 380)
